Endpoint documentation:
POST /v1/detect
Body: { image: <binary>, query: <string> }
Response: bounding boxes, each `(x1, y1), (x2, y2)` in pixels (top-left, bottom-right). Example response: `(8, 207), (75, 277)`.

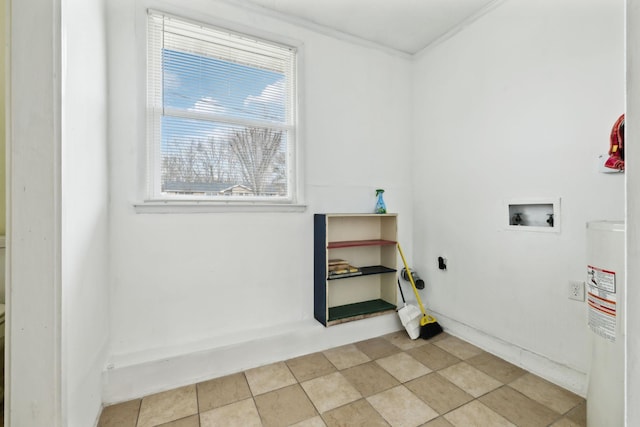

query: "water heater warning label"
(588, 265), (616, 293)
(587, 265), (616, 342)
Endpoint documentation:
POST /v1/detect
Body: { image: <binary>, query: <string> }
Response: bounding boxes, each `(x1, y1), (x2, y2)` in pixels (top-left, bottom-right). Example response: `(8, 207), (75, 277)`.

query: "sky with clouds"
(161, 48), (287, 153)
(164, 49), (285, 122)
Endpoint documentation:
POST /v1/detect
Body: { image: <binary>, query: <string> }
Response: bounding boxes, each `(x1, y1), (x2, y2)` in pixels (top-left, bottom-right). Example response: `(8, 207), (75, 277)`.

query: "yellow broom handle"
(397, 243), (427, 317)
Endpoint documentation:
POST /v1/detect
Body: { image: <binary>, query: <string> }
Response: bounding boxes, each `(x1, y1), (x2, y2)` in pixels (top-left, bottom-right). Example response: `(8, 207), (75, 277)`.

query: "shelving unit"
(314, 213), (398, 326)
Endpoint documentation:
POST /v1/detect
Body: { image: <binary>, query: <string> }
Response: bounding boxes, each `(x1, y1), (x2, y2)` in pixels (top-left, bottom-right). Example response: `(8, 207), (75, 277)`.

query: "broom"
(397, 243), (443, 339)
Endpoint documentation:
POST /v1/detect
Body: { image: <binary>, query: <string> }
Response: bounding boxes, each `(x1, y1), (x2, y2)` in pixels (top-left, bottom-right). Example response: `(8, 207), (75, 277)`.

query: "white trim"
(137, 1), (309, 207)
(8, 0), (63, 424)
(143, 0), (502, 61)
(149, 8), (298, 56)
(431, 310), (587, 396)
(413, 0), (508, 59)
(626, 1), (640, 425)
(133, 200), (306, 213)
(144, 7), (301, 206)
(215, 0), (413, 59)
(140, 0), (306, 54)
(162, 107), (294, 132)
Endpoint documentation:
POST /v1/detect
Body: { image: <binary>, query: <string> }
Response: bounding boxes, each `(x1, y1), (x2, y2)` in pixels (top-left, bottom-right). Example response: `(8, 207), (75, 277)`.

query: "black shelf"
(327, 265), (396, 280)
(328, 299), (397, 322)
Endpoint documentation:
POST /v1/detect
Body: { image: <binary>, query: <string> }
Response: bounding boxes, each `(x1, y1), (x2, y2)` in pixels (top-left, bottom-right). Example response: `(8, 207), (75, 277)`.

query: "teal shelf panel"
(328, 299), (396, 322)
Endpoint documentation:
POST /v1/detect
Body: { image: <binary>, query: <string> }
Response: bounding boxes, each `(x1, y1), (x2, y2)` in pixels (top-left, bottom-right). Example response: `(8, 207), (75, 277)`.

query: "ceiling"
(239, 0), (498, 55)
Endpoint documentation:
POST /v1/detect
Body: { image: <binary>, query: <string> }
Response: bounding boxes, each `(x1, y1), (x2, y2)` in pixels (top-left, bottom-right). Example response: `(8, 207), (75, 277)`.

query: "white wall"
(104, 0), (412, 399)
(61, 0), (110, 425)
(412, 0), (625, 394)
(626, 0), (639, 424)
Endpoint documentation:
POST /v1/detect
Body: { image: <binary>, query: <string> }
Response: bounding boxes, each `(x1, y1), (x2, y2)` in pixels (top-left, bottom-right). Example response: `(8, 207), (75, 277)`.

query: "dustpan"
(398, 303), (422, 339)
(397, 279), (422, 339)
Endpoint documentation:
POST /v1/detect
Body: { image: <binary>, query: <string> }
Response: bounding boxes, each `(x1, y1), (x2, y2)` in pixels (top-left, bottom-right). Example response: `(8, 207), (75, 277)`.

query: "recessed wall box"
(505, 198), (560, 233)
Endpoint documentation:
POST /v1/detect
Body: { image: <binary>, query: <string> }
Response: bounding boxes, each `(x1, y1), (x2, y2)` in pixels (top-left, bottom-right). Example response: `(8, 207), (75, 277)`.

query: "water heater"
(586, 220), (624, 427)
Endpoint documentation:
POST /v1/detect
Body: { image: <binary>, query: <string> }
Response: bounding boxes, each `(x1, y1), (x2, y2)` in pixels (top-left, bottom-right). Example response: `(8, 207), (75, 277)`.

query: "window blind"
(147, 11), (296, 200)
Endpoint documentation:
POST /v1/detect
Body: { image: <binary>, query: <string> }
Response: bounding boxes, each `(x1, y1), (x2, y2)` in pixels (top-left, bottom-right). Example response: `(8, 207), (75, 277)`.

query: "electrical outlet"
(568, 281), (585, 301)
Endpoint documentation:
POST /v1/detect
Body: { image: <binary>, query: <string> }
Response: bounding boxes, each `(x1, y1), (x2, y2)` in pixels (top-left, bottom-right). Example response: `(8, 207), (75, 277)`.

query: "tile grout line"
(135, 399), (142, 427)
(284, 361), (324, 422)
(480, 384), (565, 427)
(244, 370), (267, 427)
(279, 363), (305, 426)
(194, 381), (202, 427)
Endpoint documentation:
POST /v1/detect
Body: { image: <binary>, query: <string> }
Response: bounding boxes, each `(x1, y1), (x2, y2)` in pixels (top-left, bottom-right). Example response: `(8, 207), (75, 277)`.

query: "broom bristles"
(420, 321), (443, 339)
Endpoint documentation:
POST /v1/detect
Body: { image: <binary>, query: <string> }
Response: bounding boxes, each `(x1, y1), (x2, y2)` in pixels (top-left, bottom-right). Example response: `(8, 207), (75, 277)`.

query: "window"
(146, 11), (297, 204)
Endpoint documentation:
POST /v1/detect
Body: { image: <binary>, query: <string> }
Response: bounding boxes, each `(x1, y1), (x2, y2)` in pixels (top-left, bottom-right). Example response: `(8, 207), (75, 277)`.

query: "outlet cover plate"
(568, 281), (585, 301)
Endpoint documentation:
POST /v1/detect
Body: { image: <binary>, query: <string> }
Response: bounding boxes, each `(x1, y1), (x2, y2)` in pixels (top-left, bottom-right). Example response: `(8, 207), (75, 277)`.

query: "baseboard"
(432, 310), (588, 397)
(102, 310), (587, 405)
(102, 315), (403, 404)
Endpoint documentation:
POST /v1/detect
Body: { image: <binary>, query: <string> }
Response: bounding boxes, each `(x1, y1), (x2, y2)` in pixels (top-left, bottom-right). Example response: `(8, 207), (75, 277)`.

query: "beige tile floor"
(98, 332), (586, 427)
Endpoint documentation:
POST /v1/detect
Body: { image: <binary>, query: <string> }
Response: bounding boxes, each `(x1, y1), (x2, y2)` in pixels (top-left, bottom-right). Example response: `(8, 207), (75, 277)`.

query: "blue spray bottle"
(375, 189), (387, 214)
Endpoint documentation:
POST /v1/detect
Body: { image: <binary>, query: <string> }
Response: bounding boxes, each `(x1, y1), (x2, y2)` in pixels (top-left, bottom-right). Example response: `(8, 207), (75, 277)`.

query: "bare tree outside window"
(162, 136), (239, 184)
(161, 128), (286, 196)
(229, 127), (284, 196)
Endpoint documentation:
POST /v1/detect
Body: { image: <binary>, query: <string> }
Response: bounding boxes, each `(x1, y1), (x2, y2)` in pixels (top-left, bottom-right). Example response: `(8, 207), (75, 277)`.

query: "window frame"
(137, 9), (305, 213)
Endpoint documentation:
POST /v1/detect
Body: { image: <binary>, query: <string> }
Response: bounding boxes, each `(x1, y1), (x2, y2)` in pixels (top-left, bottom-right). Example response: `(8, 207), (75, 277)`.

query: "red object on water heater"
(604, 114), (625, 171)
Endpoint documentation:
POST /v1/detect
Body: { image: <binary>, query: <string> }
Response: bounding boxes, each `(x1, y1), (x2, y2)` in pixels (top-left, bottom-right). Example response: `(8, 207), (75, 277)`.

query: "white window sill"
(133, 200), (307, 214)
